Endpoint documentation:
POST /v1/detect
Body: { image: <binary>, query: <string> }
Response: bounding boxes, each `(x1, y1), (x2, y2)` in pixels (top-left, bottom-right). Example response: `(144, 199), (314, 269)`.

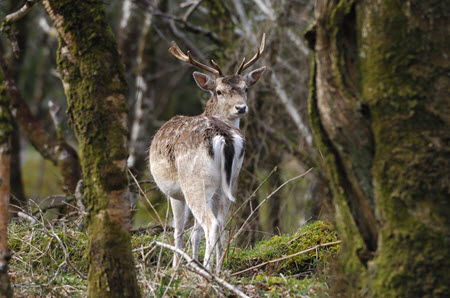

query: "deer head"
(169, 34), (266, 125)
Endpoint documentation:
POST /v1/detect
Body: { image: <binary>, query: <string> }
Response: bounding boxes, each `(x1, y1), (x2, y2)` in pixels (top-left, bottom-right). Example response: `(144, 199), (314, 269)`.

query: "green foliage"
(226, 221), (340, 276)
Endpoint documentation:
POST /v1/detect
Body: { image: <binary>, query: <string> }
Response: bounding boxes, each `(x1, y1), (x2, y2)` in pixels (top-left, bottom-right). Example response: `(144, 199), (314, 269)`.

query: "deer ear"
(193, 72), (215, 92)
(245, 66), (266, 87)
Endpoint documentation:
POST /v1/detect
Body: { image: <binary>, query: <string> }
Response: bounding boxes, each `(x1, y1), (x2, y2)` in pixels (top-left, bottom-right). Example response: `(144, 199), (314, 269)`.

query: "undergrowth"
(7, 219), (339, 297)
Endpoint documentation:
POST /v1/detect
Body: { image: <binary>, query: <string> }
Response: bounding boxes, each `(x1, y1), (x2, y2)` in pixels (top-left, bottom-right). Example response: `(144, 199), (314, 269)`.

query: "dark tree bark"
(1, 1), (80, 198)
(1, 0), (29, 207)
(42, 0), (140, 296)
(308, 0), (450, 296)
(0, 68), (13, 298)
(0, 55), (81, 196)
(9, 125), (25, 206)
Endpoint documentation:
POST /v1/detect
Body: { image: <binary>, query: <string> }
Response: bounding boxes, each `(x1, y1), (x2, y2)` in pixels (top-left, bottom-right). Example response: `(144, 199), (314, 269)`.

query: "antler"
(235, 33), (266, 75)
(169, 41), (223, 76)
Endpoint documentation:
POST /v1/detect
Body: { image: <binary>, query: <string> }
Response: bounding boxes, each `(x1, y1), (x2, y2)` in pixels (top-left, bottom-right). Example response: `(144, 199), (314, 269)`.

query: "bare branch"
(182, 0), (205, 21)
(1, 0), (39, 57)
(271, 71), (313, 146)
(167, 20), (208, 63)
(250, 0), (276, 21)
(231, 168), (313, 242)
(133, 0), (222, 45)
(0, 43), (81, 194)
(128, 169), (172, 245)
(154, 241), (250, 298)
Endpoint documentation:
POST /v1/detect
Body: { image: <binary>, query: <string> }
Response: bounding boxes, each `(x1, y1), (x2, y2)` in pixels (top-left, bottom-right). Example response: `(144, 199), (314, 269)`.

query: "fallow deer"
(149, 35), (266, 272)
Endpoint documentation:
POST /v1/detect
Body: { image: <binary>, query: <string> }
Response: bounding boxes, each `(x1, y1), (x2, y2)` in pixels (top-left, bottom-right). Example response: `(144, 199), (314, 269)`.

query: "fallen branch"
(230, 240), (341, 277)
(154, 241), (249, 298)
(31, 196), (73, 216)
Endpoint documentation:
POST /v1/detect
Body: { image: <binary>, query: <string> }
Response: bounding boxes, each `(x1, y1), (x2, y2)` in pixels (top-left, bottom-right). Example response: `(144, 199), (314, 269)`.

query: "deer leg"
(215, 194), (231, 273)
(170, 197), (186, 269)
(191, 219), (202, 261)
(185, 192), (219, 272)
(183, 207), (202, 261)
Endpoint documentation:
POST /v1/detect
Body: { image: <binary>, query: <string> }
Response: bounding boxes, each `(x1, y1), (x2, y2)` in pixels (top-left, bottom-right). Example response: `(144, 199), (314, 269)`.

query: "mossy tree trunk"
(308, 0), (449, 296)
(42, 0), (140, 296)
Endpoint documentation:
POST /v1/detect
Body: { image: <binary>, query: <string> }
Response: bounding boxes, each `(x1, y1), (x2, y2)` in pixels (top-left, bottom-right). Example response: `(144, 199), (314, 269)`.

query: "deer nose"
(235, 105), (247, 114)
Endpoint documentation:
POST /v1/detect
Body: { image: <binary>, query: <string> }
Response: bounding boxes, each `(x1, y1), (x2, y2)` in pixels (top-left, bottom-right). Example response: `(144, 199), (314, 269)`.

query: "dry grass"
(7, 214), (339, 297)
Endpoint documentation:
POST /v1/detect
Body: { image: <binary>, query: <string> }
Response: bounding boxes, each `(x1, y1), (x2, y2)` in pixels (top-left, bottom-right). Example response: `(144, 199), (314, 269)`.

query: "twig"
(230, 240), (341, 276)
(271, 71), (313, 146)
(226, 166), (277, 234)
(13, 203), (87, 279)
(133, 0), (221, 45)
(182, 0), (205, 21)
(15, 211), (37, 224)
(167, 19), (208, 63)
(154, 241), (250, 298)
(128, 169), (171, 245)
(31, 196), (73, 216)
(1, 0), (39, 57)
(231, 168), (313, 242)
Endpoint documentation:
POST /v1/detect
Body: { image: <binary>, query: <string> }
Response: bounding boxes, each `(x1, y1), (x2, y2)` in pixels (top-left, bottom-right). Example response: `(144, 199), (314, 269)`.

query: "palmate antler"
(235, 33), (266, 75)
(169, 41), (223, 76)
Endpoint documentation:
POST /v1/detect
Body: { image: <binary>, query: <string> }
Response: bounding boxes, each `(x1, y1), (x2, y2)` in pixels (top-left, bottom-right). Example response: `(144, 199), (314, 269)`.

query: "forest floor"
(7, 218), (340, 297)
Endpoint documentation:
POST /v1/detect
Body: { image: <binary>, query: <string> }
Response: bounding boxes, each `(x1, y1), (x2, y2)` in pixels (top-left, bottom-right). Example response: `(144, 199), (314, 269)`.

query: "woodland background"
(0, 0), (448, 297)
(2, 0), (324, 237)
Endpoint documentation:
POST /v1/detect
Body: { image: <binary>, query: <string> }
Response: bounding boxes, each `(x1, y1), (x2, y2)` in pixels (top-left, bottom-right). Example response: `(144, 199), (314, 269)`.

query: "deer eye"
(245, 88), (248, 93)
(216, 90), (222, 95)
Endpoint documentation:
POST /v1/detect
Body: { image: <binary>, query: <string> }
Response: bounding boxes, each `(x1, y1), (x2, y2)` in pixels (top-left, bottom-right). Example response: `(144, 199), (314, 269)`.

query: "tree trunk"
(42, 0), (140, 296)
(0, 67), (81, 195)
(0, 69), (13, 298)
(0, 42), (81, 198)
(4, 0), (27, 207)
(308, 0), (450, 296)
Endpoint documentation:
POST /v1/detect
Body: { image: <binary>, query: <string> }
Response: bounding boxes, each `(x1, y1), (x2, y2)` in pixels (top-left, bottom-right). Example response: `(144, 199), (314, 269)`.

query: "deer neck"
(202, 95), (242, 129)
(230, 118), (240, 128)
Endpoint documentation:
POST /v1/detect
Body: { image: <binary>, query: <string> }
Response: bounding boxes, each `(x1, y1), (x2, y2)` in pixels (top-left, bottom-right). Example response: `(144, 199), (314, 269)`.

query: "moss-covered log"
(308, 0), (450, 296)
(42, 0), (140, 296)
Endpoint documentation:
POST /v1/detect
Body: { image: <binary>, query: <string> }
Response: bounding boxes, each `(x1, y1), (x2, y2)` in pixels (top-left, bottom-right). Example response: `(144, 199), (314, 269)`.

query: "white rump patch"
(211, 135), (235, 202)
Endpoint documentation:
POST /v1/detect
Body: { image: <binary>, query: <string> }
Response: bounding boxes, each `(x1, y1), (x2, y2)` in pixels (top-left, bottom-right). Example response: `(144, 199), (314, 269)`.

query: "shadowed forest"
(0, 0), (448, 297)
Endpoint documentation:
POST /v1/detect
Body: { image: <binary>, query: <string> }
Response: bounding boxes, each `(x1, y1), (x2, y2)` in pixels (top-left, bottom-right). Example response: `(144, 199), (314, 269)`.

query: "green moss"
(45, 0), (138, 295)
(226, 221), (340, 275)
(307, 57), (369, 292)
(0, 70), (14, 144)
(87, 214), (139, 297)
(358, 0), (450, 296)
